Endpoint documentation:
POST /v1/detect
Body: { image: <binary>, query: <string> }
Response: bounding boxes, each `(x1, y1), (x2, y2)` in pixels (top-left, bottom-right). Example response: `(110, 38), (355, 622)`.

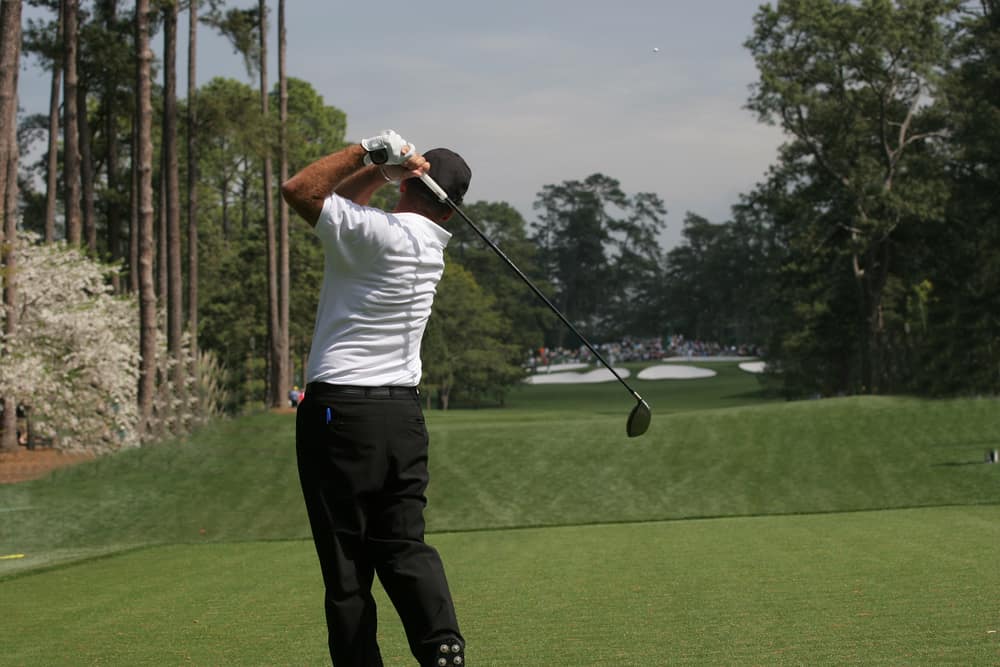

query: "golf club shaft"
(420, 173), (643, 402)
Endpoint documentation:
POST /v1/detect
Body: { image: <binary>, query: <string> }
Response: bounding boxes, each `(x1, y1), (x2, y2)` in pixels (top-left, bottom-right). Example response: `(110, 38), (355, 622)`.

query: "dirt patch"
(0, 448), (96, 485)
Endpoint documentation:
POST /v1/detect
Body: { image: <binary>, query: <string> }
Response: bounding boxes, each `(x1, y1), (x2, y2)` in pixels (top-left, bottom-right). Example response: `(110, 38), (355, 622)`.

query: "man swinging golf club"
(281, 130), (469, 667)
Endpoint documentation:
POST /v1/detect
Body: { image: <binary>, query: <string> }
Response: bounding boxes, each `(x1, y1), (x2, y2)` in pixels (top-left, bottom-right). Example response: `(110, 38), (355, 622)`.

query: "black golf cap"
(418, 148), (471, 205)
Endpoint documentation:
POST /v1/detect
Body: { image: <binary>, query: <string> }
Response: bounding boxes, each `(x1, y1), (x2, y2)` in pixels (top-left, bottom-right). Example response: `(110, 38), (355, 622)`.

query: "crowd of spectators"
(665, 335), (760, 359)
(526, 337), (663, 369)
(525, 335), (761, 370)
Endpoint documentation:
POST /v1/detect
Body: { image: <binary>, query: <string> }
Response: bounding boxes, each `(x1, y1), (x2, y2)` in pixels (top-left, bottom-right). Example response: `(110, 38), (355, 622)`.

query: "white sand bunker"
(738, 361), (767, 374)
(532, 362), (590, 373)
(523, 367), (632, 384)
(637, 364), (717, 380)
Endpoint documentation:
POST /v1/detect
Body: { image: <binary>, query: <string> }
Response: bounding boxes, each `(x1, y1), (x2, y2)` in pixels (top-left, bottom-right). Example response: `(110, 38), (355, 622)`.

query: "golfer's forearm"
(281, 144), (368, 225)
(333, 165), (390, 206)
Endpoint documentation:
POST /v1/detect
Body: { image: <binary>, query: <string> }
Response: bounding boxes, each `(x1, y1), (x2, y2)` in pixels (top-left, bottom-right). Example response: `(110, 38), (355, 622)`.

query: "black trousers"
(296, 384), (463, 667)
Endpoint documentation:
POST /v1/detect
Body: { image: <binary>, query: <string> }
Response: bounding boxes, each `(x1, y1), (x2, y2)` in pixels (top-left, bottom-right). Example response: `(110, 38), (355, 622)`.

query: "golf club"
(419, 172), (652, 438)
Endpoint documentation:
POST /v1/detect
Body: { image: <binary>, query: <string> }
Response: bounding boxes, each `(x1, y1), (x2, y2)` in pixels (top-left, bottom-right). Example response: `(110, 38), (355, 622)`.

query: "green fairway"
(3, 506), (998, 665)
(1, 365), (999, 664)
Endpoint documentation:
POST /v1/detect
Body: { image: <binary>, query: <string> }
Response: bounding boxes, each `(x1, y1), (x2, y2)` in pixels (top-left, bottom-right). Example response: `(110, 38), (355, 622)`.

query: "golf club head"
(627, 398), (651, 438)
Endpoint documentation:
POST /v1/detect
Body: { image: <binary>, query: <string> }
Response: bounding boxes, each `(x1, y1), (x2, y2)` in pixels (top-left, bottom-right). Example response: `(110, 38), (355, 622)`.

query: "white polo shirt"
(306, 193), (452, 387)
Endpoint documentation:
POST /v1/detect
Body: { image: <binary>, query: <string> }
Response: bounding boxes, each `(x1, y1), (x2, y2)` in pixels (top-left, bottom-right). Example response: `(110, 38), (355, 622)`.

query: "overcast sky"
(18, 1), (786, 249)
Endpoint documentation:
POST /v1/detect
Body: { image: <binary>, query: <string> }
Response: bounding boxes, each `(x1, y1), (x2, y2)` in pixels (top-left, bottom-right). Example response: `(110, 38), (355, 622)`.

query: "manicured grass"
(0, 361), (776, 560)
(426, 394), (1000, 531)
(1, 365), (999, 664)
(3, 506), (999, 665)
(3, 387), (997, 563)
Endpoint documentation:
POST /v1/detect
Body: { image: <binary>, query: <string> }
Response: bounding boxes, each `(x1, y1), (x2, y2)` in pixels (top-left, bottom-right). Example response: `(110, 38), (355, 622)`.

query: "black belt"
(305, 382), (418, 399)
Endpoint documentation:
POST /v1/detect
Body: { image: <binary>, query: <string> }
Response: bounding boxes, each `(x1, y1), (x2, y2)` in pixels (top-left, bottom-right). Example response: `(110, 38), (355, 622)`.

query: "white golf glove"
(360, 130), (415, 166)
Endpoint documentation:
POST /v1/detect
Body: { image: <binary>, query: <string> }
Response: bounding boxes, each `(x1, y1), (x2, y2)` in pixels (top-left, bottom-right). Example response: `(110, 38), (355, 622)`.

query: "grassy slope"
(0, 376), (1000, 560)
(2, 507), (998, 665)
(427, 393), (1000, 531)
(2, 364), (997, 560)
(0, 361), (779, 558)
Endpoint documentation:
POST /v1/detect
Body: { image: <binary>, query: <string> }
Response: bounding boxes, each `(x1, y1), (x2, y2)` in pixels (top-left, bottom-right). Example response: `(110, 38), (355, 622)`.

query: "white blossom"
(1, 236), (139, 451)
(2, 235), (227, 453)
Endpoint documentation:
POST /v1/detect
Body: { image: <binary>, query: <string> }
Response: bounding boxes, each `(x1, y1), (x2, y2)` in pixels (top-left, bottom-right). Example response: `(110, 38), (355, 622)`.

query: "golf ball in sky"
(653, 47), (660, 53)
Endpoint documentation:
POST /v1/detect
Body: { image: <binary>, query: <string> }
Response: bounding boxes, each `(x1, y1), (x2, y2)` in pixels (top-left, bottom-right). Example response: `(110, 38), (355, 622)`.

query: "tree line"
(1, 0), (300, 450)
(659, 0), (1000, 398)
(2, 1), (998, 452)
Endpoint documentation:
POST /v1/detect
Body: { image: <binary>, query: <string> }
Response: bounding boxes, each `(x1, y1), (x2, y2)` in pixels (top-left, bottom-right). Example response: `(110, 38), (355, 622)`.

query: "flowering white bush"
(1, 235), (230, 453)
(0, 234), (140, 452)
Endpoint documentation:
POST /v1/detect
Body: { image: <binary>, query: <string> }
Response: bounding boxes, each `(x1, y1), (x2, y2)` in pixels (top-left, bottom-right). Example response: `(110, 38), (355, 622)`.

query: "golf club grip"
(419, 173), (449, 202)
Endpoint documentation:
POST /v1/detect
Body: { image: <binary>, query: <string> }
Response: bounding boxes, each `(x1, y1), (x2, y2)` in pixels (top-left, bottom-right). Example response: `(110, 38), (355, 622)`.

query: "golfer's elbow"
(281, 178), (320, 225)
(280, 177), (301, 208)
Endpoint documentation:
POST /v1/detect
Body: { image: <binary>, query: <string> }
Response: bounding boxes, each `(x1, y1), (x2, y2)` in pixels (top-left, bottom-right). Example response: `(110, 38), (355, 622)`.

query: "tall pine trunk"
(62, 0), (81, 245)
(278, 0), (289, 389)
(162, 0), (183, 426)
(105, 101), (120, 259)
(259, 0), (284, 408)
(129, 115), (138, 293)
(0, 0), (18, 232)
(157, 164), (166, 302)
(187, 0), (199, 361)
(136, 0), (156, 437)
(78, 80), (97, 252)
(0, 0), (22, 452)
(44, 0), (62, 244)
(103, 1), (122, 264)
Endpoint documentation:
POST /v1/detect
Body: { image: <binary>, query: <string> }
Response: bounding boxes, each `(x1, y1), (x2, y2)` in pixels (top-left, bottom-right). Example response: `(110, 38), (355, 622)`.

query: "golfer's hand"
(360, 130), (416, 166)
(383, 152), (430, 182)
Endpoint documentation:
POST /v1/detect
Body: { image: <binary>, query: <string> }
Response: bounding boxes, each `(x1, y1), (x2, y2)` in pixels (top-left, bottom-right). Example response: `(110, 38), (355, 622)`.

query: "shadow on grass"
(932, 461), (996, 467)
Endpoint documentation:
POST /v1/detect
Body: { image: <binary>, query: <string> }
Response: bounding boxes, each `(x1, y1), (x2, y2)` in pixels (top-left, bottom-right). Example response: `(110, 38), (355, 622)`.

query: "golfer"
(281, 130), (468, 667)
